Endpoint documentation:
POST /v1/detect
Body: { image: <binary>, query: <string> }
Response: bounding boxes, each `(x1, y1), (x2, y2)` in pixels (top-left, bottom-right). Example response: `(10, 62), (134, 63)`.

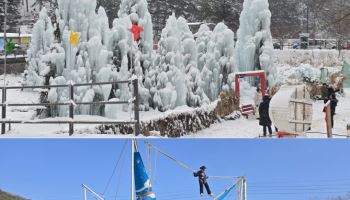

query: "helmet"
(200, 166), (206, 170)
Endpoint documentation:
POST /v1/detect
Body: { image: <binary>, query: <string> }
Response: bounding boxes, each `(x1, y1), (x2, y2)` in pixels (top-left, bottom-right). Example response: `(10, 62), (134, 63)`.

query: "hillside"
(0, 189), (27, 200)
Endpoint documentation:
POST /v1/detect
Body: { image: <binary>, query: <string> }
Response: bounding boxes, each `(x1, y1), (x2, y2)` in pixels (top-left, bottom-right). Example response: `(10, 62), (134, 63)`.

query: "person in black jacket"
(329, 93), (338, 128)
(193, 166), (213, 197)
(259, 95), (273, 136)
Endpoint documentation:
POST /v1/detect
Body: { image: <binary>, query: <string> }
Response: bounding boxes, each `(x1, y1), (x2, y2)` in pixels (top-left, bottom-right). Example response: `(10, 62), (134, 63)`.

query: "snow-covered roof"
(0, 33), (32, 38)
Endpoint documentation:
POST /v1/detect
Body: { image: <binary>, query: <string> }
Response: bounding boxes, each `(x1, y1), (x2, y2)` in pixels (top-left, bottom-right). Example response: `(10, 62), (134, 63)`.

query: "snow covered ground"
(0, 74), (349, 138)
(192, 89), (350, 138)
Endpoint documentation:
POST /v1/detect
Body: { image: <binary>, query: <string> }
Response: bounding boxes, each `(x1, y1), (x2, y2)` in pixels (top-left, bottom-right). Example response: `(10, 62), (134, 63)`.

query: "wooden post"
(324, 100), (332, 138)
(69, 84), (74, 136)
(1, 87), (6, 134)
(133, 79), (140, 136)
(260, 73), (266, 97)
(235, 74), (240, 97)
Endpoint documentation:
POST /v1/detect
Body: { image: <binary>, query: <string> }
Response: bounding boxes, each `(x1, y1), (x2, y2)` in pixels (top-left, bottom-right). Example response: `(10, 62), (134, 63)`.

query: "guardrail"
(1, 79), (140, 136)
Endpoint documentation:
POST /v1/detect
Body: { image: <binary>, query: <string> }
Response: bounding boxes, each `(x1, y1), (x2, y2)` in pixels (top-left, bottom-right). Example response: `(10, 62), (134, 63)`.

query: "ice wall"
(235, 0), (276, 85)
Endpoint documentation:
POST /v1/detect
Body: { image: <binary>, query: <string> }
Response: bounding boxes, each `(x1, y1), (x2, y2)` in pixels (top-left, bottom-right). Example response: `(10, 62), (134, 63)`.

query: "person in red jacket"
(129, 22), (144, 42)
(193, 166), (214, 197)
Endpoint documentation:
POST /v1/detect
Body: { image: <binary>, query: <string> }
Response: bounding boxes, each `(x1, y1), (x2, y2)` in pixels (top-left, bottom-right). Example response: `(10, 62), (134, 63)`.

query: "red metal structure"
(234, 70), (266, 97)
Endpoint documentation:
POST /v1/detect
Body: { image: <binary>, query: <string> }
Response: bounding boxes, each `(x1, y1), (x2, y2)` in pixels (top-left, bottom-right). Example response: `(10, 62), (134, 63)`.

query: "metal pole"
(3, 0), (7, 82)
(238, 179), (242, 200)
(81, 184), (104, 200)
(243, 176), (247, 200)
(133, 79), (140, 136)
(1, 88), (6, 134)
(1, 0), (7, 134)
(69, 84), (74, 135)
(131, 139), (135, 200)
(83, 188), (87, 200)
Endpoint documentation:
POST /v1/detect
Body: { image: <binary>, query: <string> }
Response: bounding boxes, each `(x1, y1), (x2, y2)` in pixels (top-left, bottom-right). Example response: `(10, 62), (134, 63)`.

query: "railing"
(1, 79), (140, 136)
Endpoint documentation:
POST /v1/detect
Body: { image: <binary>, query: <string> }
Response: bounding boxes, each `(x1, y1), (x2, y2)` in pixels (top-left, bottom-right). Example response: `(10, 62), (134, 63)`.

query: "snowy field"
(193, 92), (350, 138)
(0, 74), (349, 138)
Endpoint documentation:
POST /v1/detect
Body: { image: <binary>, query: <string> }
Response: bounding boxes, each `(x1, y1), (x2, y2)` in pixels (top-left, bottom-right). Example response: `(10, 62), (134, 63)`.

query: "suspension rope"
(144, 141), (196, 173)
(103, 139), (128, 195)
(209, 176), (243, 180)
(144, 141), (246, 200)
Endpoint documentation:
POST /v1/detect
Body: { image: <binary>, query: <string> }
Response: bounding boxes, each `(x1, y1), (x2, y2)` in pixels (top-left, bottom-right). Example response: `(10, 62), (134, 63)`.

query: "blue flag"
(134, 151), (156, 200)
(214, 182), (237, 200)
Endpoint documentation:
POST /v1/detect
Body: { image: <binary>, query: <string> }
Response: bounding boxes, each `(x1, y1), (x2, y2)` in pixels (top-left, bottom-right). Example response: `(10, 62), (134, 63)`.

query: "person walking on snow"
(259, 95), (273, 137)
(193, 166), (214, 197)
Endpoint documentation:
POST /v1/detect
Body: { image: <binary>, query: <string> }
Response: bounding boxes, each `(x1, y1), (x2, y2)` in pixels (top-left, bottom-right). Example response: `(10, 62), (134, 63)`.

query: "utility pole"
(306, 0), (309, 34)
(306, 6), (309, 33)
(26, 0), (29, 13)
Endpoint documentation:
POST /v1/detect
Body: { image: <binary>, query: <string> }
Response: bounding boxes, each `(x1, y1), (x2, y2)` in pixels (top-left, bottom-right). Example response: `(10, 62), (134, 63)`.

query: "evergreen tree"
(148, 0), (198, 41)
(0, 0), (21, 32)
(96, 0), (120, 27)
(269, 0), (304, 39)
(196, 0), (242, 31)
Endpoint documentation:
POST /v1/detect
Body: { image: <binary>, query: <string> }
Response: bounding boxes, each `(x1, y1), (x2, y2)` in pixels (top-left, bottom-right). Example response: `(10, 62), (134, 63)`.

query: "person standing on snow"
(259, 95), (273, 137)
(321, 83), (329, 100)
(254, 87), (263, 118)
(329, 93), (338, 128)
(193, 166), (214, 197)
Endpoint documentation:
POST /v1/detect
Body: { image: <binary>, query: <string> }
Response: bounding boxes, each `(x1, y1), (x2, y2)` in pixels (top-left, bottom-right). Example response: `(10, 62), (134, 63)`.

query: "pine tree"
(148, 0), (198, 41)
(0, 0), (21, 32)
(196, 0), (242, 31)
(96, 0), (120, 27)
(269, 0), (304, 39)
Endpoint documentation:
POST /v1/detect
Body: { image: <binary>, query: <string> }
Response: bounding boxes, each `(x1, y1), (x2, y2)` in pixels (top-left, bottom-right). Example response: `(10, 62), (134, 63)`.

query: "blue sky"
(0, 139), (349, 200)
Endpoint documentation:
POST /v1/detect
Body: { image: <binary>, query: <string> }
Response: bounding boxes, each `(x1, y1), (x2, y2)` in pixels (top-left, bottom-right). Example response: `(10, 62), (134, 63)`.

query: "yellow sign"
(70, 32), (80, 45)
(20, 37), (30, 45)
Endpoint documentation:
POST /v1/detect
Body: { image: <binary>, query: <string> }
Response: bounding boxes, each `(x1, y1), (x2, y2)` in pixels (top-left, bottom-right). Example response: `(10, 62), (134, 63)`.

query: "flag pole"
(131, 139), (135, 200)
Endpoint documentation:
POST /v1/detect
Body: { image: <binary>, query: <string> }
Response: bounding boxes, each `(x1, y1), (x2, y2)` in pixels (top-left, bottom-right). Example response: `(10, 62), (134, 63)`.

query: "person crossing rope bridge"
(193, 166), (214, 197)
(144, 141), (243, 198)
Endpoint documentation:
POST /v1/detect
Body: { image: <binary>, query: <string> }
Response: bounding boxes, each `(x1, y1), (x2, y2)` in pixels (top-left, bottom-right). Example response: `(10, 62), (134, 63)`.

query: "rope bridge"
(144, 141), (247, 200)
